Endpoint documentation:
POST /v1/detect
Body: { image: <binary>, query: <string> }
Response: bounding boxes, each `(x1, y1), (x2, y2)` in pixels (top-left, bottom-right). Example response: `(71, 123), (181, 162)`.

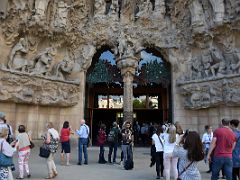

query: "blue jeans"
(211, 157), (233, 180)
(78, 138), (88, 163)
(122, 144), (132, 163)
(109, 143), (118, 162)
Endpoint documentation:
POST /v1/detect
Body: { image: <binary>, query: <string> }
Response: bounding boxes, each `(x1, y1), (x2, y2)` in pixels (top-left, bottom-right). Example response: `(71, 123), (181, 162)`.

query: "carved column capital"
(116, 56), (138, 77)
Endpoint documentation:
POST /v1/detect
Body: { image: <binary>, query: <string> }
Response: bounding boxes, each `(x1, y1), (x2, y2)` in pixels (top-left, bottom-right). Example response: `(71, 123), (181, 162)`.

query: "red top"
(97, 129), (106, 145)
(213, 127), (236, 158)
(60, 128), (70, 142)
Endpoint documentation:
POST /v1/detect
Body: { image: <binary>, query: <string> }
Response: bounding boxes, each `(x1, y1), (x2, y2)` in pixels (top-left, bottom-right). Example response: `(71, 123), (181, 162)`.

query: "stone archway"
(84, 43), (172, 144)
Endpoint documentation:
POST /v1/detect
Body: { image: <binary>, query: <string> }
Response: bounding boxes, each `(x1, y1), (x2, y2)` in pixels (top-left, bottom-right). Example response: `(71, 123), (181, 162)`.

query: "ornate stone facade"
(1, 0), (240, 137)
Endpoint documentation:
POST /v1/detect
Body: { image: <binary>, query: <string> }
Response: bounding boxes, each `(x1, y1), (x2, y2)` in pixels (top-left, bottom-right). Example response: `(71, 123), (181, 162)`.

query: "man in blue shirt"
(76, 119), (90, 165)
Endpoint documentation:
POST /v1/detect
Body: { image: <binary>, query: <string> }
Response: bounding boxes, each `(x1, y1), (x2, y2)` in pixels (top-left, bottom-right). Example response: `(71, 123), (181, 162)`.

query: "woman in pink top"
(15, 125), (31, 179)
(60, 121), (73, 166)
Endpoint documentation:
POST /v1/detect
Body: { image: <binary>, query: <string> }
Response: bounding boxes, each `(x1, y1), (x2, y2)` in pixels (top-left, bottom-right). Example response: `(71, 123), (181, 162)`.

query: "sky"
(99, 50), (163, 67)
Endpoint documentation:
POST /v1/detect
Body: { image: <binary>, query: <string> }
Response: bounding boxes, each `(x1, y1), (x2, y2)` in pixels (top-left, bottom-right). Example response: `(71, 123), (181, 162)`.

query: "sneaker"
(156, 176), (160, 179)
(84, 161), (88, 165)
(77, 162), (82, 165)
(27, 174), (31, 178)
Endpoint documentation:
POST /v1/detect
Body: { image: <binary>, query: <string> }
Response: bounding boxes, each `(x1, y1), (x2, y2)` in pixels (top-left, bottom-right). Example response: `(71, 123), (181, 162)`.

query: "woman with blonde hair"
(0, 127), (15, 180)
(43, 122), (59, 179)
(162, 124), (179, 180)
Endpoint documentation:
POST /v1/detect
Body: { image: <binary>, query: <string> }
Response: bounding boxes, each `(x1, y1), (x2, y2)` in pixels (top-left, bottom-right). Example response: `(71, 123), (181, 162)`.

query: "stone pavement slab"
(12, 141), (212, 180)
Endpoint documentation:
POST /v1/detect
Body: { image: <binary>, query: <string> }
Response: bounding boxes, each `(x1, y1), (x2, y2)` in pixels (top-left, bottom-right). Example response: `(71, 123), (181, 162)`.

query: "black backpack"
(124, 158), (134, 170)
(107, 130), (116, 143)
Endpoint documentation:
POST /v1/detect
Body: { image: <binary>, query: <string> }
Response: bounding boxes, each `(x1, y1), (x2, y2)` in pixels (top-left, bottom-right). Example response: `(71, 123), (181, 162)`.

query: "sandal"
(53, 171), (58, 177)
(45, 176), (54, 179)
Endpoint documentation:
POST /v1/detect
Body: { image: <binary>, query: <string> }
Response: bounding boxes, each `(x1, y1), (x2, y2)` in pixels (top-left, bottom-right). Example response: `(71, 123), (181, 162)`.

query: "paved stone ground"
(11, 141), (212, 180)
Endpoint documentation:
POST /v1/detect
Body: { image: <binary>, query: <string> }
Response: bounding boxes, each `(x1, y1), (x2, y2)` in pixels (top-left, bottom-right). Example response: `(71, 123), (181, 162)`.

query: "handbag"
(28, 134), (35, 149)
(177, 161), (194, 180)
(30, 141), (35, 149)
(0, 141), (13, 167)
(39, 145), (50, 158)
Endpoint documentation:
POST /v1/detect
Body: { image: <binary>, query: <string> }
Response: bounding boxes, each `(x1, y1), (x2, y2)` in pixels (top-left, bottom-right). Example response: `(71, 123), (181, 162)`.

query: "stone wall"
(0, 0), (240, 137)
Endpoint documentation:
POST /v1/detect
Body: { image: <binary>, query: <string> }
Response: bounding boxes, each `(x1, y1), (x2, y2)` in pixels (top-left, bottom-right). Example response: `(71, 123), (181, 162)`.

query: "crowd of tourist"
(0, 110), (240, 180)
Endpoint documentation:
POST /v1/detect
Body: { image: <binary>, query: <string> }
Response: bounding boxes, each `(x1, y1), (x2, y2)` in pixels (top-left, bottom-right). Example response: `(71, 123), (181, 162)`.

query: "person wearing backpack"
(108, 122), (120, 163)
(97, 124), (107, 164)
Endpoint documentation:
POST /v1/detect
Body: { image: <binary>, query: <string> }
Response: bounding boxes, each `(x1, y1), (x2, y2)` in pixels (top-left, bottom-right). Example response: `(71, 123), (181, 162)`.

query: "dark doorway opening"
(85, 46), (171, 146)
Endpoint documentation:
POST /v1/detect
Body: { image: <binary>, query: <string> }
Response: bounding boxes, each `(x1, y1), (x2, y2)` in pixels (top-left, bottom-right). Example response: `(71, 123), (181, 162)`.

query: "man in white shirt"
(152, 127), (164, 179)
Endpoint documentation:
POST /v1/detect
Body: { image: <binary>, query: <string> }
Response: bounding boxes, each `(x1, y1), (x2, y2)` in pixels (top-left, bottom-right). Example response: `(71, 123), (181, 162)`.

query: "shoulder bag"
(0, 141), (13, 167)
(177, 161), (194, 180)
(39, 144), (50, 158)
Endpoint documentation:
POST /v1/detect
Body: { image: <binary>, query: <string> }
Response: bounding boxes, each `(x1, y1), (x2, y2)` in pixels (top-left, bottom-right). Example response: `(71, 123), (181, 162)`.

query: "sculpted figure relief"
(30, 47), (56, 76)
(223, 36), (240, 74)
(191, 56), (203, 79)
(189, 0), (205, 27)
(135, 0), (152, 19)
(8, 38), (29, 72)
(32, 0), (50, 23)
(105, 0), (112, 15)
(54, 1), (70, 28)
(209, 0), (225, 23)
(201, 50), (212, 78)
(79, 44), (96, 71)
(52, 58), (75, 81)
(94, 0), (106, 16)
(209, 46), (226, 76)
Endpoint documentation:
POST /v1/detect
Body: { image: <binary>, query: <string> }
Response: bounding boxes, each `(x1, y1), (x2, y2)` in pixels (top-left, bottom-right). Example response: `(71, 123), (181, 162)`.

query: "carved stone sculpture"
(13, 0), (28, 10)
(78, 45), (96, 72)
(153, 0), (165, 16)
(8, 38), (29, 72)
(223, 37), (240, 74)
(32, 0), (50, 23)
(94, 0), (106, 16)
(230, 49), (240, 74)
(50, 57), (81, 82)
(54, 1), (70, 28)
(118, 33), (128, 58)
(209, 0), (225, 23)
(0, 0), (8, 19)
(0, 72), (79, 106)
(30, 47), (56, 76)
(135, 0), (152, 19)
(105, 0), (112, 15)
(201, 50), (212, 78)
(189, 0), (205, 28)
(209, 46), (226, 76)
(52, 58), (72, 80)
(191, 56), (203, 80)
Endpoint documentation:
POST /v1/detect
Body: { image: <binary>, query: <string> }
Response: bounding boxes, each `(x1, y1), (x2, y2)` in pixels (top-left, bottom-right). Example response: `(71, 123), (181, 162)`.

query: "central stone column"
(117, 56), (138, 123)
